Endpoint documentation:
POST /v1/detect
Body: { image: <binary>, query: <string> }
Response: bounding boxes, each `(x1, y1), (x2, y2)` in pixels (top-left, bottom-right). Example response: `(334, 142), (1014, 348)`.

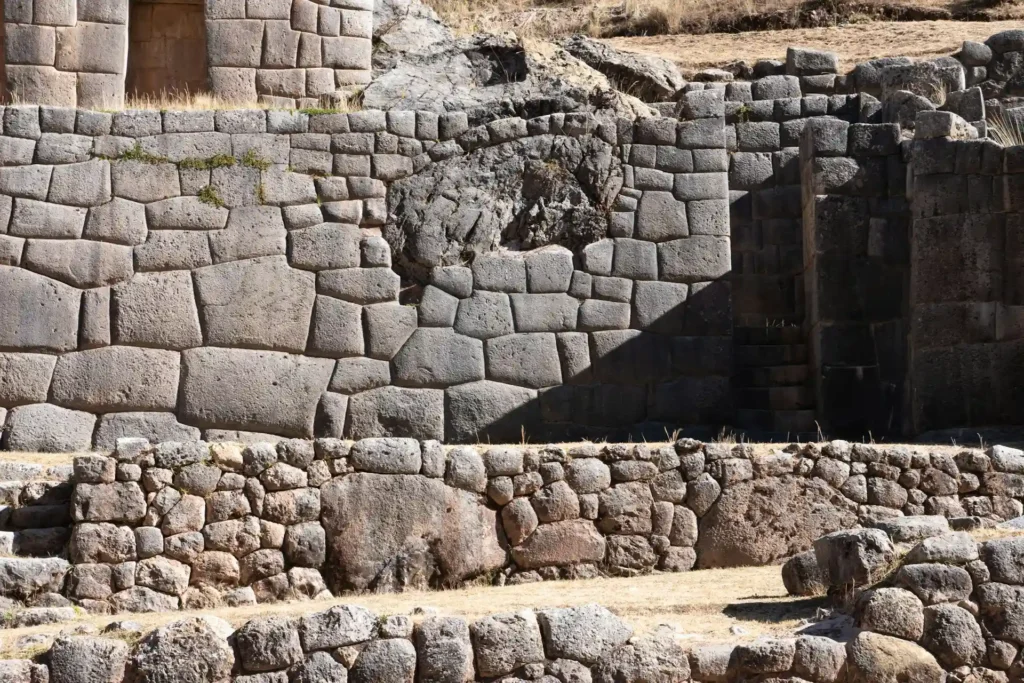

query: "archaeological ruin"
(3, 0), (1024, 680)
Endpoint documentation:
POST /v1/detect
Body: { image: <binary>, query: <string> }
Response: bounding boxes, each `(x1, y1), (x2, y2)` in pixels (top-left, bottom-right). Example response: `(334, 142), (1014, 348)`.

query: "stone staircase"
(732, 326), (818, 442)
(0, 460), (74, 559)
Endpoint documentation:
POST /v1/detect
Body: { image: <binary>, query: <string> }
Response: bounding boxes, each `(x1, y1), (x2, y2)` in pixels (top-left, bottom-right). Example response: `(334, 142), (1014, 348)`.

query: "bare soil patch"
(0, 566), (820, 657)
(604, 18), (1024, 72)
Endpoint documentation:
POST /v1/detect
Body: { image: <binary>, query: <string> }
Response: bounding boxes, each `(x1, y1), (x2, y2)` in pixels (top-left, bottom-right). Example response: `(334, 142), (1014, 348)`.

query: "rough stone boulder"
(814, 528), (897, 590)
(695, 476), (858, 568)
(368, 0), (651, 118)
(782, 549), (827, 596)
(0, 557), (70, 599)
(124, 618), (235, 683)
(537, 603), (633, 665)
(320, 473), (506, 592)
(385, 132), (621, 281)
(846, 632), (943, 683)
(50, 636), (130, 683)
(560, 34), (686, 102)
(593, 635), (690, 683)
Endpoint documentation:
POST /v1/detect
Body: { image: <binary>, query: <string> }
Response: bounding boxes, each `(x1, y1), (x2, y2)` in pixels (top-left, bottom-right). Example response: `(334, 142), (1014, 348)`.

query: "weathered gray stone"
(4, 403), (95, 452)
(299, 604), (378, 651)
(444, 381), (539, 443)
(318, 267), (400, 304)
(0, 557), (69, 599)
(0, 352), (56, 408)
(415, 616), (475, 683)
(471, 610), (545, 678)
(111, 271), (202, 350)
(455, 291), (515, 339)
(50, 346), (180, 412)
(393, 328), (485, 387)
(235, 617), (303, 673)
(856, 587), (925, 640)
(346, 386), (444, 441)
(350, 638), (417, 683)
(180, 347), (332, 438)
(445, 446), (487, 493)
(593, 636), (690, 683)
(509, 293), (578, 333)
(22, 238), (132, 289)
(73, 481), (147, 524)
(486, 333), (562, 388)
(69, 522), (135, 564)
(510, 519), (606, 569)
(537, 604), (632, 666)
(896, 563), (974, 604)
(321, 473), (505, 591)
(846, 632), (942, 683)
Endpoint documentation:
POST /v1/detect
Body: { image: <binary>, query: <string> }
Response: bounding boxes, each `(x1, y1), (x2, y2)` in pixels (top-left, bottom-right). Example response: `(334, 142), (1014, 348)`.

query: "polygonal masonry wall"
(3, 438), (1024, 615)
(1, 0), (372, 108)
(0, 103), (734, 449)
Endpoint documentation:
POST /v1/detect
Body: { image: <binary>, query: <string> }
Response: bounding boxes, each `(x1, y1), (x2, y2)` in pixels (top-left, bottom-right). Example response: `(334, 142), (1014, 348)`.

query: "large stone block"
(112, 271), (203, 350)
(84, 198), (147, 245)
(486, 333), (562, 388)
(0, 266), (81, 352)
(50, 346), (180, 412)
(322, 36), (371, 70)
(445, 380), (539, 443)
(318, 267), (400, 304)
(364, 303), (417, 360)
(194, 256), (316, 353)
(3, 403), (96, 452)
(209, 206), (287, 264)
(23, 239), (133, 288)
(0, 353), (57, 408)
(510, 519), (606, 569)
(146, 197), (229, 231)
(308, 295), (363, 358)
(657, 236), (730, 283)
(635, 191), (688, 242)
(93, 412), (201, 450)
(346, 386), (445, 441)
(288, 223), (361, 271)
(393, 328), (485, 387)
(633, 281), (688, 334)
(10, 198), (86, 238)
(5, 66), (77, 107)
(321, 473), (505, 591)
(509, 293), (578, 333)
(207, 20), (264, 67)
(55, 22), (127, 73)
(697, 478), (858, 568)
(111, 161), (181, 203)
(5, 24), (56, 66)
(180, 348), (334, 437)
(135, 231), (212, 272)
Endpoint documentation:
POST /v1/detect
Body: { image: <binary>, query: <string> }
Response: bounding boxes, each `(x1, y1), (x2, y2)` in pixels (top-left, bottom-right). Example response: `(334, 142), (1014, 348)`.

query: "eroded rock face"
(368, 1), (651, 119)
(695, 476), (858, 568)
(384, 133), (621, 282)
(320, 473), (506, 592)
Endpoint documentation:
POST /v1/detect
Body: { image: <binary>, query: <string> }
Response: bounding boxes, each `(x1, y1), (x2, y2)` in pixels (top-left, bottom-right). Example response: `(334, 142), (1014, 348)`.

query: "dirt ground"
(0, 566), (828, 657)
(605, 19), (1024, 72)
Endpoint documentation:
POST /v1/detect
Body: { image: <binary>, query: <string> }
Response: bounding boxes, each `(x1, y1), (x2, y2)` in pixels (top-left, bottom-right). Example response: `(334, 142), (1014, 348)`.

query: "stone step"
(0, 461), (73, 484)
(734, 326), (804, 346)
(734, 364), (810, 388)
(734, 344), (808, 367)
(735, 386), (815, 411)
(735, 408), (818, 433)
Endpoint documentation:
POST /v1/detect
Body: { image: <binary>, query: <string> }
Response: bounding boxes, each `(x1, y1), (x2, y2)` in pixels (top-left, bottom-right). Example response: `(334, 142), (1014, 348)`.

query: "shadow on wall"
(125, 0), (208, 99)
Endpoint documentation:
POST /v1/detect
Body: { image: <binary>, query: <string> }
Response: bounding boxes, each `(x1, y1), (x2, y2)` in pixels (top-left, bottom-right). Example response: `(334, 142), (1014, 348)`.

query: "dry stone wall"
(907, 124), (1024, 434)
(5, 437), (1024, 616)
(0, 102), (734, 449)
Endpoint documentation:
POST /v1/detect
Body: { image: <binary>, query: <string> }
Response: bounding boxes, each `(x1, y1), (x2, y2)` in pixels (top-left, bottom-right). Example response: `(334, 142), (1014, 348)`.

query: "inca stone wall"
(800, 117), (910, 438)
(907, 122), (1024, 434)
(0, 0), (372, 107)
(0, 102), (732, 450)
(4, 437), (1024, 616)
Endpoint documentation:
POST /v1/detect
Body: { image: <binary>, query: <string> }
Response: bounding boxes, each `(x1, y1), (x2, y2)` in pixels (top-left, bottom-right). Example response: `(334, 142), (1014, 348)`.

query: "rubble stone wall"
(907, 132), (1024, 434)
(0, 102), (733, 450)
(5, 438), (1024, 615)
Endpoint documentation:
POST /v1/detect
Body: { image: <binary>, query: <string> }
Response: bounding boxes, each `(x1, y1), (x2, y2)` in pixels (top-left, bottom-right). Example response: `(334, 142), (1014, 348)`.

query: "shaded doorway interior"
(126, 0), (208, 99)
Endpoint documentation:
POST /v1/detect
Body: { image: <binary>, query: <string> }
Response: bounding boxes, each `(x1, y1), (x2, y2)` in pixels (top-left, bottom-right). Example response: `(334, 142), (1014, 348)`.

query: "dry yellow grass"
(423, 0), (1024, 40)
(0, 566), (818, 657)
(0, 452), (79, 467)
(606, 18), (1024, 72)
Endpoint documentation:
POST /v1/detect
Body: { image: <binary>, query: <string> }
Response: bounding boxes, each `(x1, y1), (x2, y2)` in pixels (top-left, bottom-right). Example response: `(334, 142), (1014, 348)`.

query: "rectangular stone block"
(340, 8), (372, 38)
(657, 236), (731, 283)
(6, 24), (56, 66)
(34, 0), (76, 25)
(80, 287), (110, 349)
(262, 20), (300, 68)
(677, 117), (726, 149)
(247, 0), (289, 18)
(9, 198), (86, 238)
(55, 22), (127, 73)
(322, 36), (370, 70)
(6, 65), (77, 106)
(78, 0), (127, 23)
(207, 19), (264, 68)
(209, 67), (258, 101)
(674, 172), (728, 201)
(134, 230), (213, 271)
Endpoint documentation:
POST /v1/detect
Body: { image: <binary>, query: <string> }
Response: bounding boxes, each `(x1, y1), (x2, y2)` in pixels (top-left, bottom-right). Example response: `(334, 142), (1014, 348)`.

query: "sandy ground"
(605, 19), (1024, 72)
(0, 566), (828, 657)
